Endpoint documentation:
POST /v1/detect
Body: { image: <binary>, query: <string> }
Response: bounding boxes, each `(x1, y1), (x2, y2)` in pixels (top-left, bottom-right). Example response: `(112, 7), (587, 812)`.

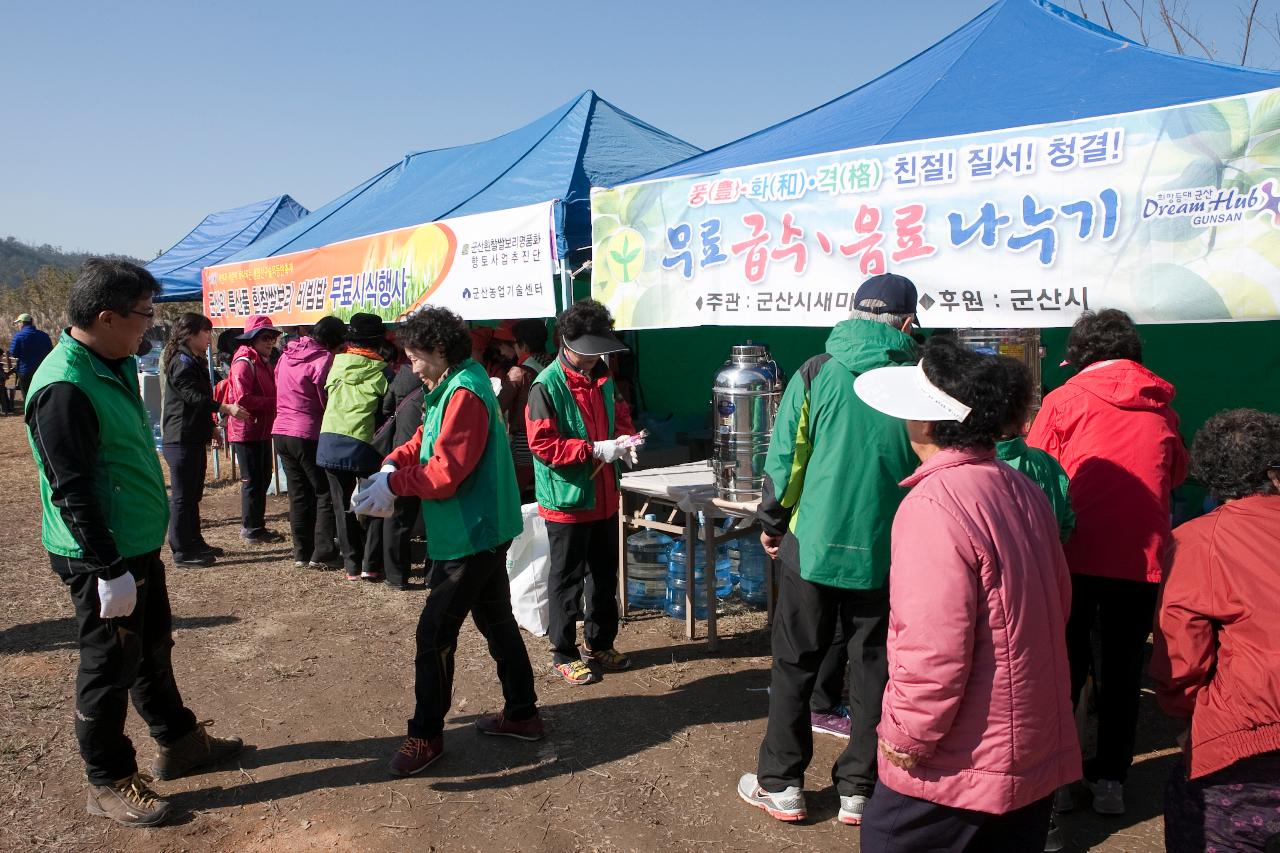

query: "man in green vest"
(354, 306), (542, 777)
(524, 299), (642, 686)
(25, 259), (242, 827)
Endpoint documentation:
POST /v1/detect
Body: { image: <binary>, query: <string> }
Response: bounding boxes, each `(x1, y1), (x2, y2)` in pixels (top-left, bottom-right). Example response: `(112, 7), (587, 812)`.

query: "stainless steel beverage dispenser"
(711, 343), (782, 501)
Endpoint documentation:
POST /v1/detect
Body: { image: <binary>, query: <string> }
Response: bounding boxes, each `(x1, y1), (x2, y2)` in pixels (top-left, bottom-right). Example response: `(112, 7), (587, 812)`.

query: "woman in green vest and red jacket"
(351, 306), (542, 777)
(524, 299), (642, 686)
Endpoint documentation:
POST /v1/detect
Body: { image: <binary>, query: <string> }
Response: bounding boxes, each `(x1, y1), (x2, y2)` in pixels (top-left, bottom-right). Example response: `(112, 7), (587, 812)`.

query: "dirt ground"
(0, 415), (1177, 852)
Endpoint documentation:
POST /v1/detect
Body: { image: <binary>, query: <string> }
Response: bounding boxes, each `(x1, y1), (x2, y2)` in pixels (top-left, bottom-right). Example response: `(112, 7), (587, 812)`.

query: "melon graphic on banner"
(203, 201), (557, 325)
(591, 88), (1280, 329)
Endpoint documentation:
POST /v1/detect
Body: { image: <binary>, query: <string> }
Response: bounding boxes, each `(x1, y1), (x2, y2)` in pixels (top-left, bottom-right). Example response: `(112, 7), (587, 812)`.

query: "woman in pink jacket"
(853, 338), (1079, 852)
(272, 317), (346, 568)
(226, 315), (281, 543)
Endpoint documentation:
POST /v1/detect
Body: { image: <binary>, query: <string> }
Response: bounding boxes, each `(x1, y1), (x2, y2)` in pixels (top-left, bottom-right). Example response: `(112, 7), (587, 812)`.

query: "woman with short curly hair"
(353, 306), (542, 776)
(1151, 408), (1280, 853)
(1027, 308), (1189, 816)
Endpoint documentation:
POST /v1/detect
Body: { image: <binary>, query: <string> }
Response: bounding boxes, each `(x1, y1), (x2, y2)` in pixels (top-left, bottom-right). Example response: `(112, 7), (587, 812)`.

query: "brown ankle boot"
(151, 720), (243, 781)
(86, 773), (171, 827)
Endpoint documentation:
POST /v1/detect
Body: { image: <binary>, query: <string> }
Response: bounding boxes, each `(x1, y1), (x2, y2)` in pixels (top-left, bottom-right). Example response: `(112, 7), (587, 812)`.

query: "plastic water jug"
(666, 514), (732, 620)
(733, 535), (768, 607)
(626, 515), (673, 611)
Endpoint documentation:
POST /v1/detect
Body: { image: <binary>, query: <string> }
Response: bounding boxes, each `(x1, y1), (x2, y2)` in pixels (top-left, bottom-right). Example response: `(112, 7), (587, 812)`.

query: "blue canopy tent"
(149, 194), (308, 302)
(645, 0), (1280, 181)
(629, 0), (1280, 473)
(224, 91), (700, 289)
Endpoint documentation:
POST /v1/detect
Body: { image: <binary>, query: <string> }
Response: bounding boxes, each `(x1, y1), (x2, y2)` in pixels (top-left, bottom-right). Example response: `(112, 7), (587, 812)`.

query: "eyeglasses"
(121, 306), (156, 320)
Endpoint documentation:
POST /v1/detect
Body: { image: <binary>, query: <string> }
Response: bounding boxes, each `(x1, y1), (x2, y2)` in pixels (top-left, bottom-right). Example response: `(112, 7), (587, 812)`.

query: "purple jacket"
(877, 448), (1080, 814)
(272, 337), (333, 441)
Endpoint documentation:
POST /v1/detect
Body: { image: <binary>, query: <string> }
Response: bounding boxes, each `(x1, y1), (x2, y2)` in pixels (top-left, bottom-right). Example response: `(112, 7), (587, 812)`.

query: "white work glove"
(351, 472), (396, 518)
(591, 439), (625, 464)
(97, 572), (138, 619)
(379, 463), (397, 474)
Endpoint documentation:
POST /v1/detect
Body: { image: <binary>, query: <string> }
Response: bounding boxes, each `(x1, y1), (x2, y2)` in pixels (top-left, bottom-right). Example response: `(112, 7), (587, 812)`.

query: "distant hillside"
(0, 236), (145, 289)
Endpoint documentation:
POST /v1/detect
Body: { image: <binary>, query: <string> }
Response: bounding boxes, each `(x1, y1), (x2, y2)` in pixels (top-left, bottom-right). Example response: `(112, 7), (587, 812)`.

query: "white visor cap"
(853, 362), (973, 422)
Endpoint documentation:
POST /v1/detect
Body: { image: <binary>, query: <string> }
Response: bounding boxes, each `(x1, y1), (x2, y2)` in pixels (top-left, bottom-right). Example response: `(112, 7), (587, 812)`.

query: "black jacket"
(375, 363), (425, 455)
(161, 346), (219, 445)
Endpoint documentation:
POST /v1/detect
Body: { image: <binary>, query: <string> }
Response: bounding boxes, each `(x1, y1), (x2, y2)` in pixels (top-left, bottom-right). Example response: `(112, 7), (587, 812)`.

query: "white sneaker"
(1052, 785), (1075, 814)
(838, 794), (868, 825)
(736, 772), (806, 822)
(1089, 779), (1125, 815)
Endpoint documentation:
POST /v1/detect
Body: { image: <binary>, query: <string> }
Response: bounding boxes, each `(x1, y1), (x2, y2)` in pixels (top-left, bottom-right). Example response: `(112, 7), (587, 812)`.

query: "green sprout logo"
(604, 228), (645, 283)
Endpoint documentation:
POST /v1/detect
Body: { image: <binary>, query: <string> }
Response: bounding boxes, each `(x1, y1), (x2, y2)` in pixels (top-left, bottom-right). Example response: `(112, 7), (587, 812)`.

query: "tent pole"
(559, 261), (572, 312)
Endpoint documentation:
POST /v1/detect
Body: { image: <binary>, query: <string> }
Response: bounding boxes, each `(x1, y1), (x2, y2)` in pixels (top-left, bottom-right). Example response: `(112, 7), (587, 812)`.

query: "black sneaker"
(240, 528), (284, 544)
(197, 545), (226, 558)
(174, 554), (216, 567)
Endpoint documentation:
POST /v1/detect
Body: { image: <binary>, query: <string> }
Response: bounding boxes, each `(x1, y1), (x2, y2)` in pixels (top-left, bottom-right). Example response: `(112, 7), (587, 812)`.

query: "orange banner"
(202, 202), (557, 326)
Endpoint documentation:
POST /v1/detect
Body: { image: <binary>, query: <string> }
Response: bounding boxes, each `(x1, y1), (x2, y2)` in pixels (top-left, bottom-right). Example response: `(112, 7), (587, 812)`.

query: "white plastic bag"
(506, 502), (550, 636)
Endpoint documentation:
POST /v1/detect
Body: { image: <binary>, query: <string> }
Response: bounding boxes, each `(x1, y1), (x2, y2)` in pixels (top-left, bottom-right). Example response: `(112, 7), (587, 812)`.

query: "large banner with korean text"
(202, 202), (557, 326)
(591, 88), (1280, 329)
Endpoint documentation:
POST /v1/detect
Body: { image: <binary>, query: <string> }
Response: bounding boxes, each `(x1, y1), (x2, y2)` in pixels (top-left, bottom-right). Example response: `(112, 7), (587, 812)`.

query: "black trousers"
(757, 559), (889, 797)
(409, 542), (537, 739)
(1066, 573), (1159, 783)
(383, 495), (422, 585)
(162, 442), (206, 560)
(861, 783), (1053, 853)
(812, 621), (848, 713)
(324, 469), (384, 574)
(545, 516), (619, 664)
(274, 435), (339, 563)
(18, 371), (34, 401)
(232, 440), (272, 532)
(52, 550), (197, 786)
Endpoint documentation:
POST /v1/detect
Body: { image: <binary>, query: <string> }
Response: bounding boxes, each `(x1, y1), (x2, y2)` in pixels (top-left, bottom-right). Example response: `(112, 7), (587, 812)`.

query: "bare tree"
(1076, 0), (1273, 66)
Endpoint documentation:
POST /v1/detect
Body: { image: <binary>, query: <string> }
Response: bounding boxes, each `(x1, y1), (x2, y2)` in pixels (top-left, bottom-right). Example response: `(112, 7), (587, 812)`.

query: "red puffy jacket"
(1150, 495), (1280, 778)
(1027, 359), (1188, 583)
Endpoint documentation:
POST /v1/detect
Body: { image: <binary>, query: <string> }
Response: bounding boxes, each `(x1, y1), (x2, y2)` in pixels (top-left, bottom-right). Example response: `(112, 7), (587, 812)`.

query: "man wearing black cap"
(738, 273), (921, 827)
(525, 299), (642, 685)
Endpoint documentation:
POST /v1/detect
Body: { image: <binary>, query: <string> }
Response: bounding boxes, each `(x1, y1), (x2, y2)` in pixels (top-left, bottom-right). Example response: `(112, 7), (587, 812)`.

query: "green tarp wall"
(631, 320), (1279, 515)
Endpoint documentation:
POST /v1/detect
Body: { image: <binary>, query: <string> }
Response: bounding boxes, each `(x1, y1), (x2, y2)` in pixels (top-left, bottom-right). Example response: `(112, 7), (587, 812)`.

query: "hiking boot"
(1089, 779), (1125, 815)
(811, 707), (851, 739)
(736, 772), (806, 822)
(151, 720), (243, 781)
(361, 569), (384, 582)
(476, 711), (544, 741)
(307, 561), (337, 571)
(837, 793), (868, 825)
(241, 528), (283, 544)
(388, 735), (443, 777)
(293, 560), (309, 569)
(86, 773), (171, 827)
(174, 554), (216, 567)
(554, 659), (597, 685)
(344, 569), (361, 581)
(583, 646), (630, 671)
(197, 545), (225, 558)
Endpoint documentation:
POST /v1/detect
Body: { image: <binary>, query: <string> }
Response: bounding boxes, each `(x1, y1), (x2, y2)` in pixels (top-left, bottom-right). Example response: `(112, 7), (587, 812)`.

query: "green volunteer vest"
(26, 331), (169, 559)
(530, 357), (616, 512)
(419, 359), (522, 560)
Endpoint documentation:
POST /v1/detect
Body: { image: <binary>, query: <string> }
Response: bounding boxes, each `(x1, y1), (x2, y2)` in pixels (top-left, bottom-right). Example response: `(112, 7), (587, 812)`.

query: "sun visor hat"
(853, 362), (973, 422)
(564, 331), (627, 357)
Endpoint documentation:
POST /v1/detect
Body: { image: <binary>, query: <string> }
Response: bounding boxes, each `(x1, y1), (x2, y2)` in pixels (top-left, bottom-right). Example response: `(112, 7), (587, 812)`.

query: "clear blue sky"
(1, 0), (1272, 259)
